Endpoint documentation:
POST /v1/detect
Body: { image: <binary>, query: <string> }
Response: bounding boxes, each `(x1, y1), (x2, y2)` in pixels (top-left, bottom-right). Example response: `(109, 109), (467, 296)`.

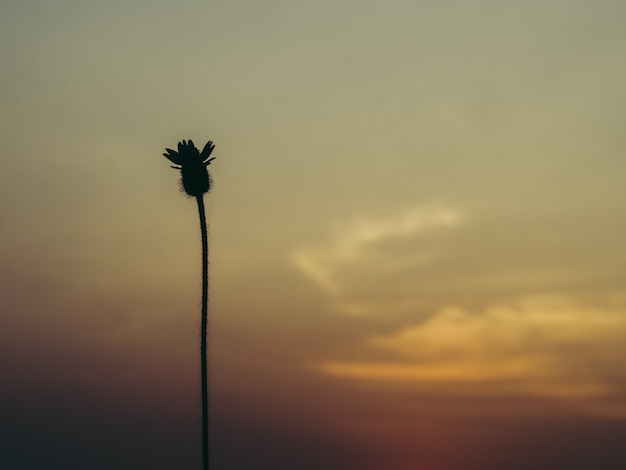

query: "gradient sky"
(2, 1), (626, 469)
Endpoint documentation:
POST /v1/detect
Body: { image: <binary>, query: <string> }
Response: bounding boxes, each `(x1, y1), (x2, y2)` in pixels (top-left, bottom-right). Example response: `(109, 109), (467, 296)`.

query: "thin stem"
(196, 195), (209, 470)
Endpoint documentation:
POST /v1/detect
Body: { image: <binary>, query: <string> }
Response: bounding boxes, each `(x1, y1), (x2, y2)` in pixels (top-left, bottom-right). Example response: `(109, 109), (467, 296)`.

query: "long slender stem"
(196, 195), (209, 470)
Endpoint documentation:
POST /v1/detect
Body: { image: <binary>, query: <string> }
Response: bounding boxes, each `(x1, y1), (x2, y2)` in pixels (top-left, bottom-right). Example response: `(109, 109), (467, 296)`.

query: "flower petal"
(200, 140), (215, 159)
(163, 149), (182, 165)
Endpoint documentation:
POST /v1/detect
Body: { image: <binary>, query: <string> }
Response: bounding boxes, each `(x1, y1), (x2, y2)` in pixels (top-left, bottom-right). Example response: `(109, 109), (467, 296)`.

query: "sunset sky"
(2, 1), (626, 469)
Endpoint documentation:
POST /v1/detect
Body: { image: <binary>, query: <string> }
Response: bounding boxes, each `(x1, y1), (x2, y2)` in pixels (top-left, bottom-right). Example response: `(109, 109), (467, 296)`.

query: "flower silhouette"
(163, 139), (216, 197)
(162, 137), (217, 470)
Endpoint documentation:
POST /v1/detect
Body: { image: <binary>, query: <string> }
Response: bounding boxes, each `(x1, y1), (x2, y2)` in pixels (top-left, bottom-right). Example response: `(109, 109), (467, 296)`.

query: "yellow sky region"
(280, 200), (626, 425)
(2, 1), (626, 468)
(317, 296), (626, 416)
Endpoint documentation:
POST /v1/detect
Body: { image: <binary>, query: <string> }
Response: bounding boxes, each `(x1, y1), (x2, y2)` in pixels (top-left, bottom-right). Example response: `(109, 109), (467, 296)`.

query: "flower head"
(163, 139), (216, 197)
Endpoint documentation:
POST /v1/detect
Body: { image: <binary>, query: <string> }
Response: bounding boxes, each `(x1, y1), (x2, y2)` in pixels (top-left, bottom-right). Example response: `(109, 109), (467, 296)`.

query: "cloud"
(291, 204), (460, 299)
(317, 295), (626, 413)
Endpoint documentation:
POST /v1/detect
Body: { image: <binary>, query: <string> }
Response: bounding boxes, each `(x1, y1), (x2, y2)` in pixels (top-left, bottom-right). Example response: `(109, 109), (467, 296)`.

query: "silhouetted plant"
(163, 139), (216, 470)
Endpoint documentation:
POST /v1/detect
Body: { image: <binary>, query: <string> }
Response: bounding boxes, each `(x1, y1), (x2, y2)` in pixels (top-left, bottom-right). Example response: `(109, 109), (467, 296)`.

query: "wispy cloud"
(317, 295), (626, 414)
(291, 203), (460, 300)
